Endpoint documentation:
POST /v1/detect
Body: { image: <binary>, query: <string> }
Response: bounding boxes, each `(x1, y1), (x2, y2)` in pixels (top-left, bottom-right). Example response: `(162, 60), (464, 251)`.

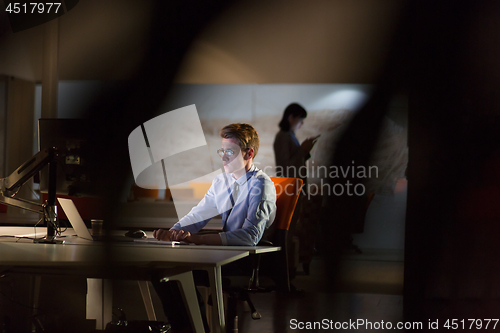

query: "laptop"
(57, 197), (134, 242)
(57, 197), (185, 245)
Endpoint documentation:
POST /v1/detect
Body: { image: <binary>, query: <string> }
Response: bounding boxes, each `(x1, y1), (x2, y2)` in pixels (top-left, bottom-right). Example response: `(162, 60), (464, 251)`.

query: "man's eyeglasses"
(217, 148), (235, 157)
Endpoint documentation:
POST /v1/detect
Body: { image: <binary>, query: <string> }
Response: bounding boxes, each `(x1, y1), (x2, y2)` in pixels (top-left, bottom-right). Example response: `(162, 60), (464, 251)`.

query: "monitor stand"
(34, 236), (65, 244)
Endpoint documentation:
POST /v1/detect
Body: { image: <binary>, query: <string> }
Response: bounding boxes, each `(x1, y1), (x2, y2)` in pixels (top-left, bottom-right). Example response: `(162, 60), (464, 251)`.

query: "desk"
(50, 234), (280, 331)
(0, 228), (250, 333)
(128, 241), (281, 331)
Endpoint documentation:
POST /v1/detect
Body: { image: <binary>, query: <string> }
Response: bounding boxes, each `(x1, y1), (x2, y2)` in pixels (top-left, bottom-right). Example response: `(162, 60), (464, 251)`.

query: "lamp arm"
(0, 148), (61, 243)
(0, 148), (53, 197)
(0, 196), (43, 214)
(0, 148), (57, 216)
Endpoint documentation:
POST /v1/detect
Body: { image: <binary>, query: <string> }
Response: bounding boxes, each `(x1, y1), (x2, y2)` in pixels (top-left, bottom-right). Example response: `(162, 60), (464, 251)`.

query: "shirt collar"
(234, 164), (256, 186)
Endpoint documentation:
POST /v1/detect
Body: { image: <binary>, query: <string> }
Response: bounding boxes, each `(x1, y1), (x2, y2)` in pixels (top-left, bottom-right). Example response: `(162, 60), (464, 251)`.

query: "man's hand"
(156, 228), (222, 245)
(153, 228), (171, 241)
(171, 229), (191, 241)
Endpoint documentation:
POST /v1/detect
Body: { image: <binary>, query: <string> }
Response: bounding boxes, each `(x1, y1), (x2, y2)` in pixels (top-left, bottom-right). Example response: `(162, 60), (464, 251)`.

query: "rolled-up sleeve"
(170, 180), (219, 233)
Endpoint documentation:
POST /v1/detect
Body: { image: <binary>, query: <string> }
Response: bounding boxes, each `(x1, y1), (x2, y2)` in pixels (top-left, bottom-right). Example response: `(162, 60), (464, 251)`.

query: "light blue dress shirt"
(170, 165), (277, 246)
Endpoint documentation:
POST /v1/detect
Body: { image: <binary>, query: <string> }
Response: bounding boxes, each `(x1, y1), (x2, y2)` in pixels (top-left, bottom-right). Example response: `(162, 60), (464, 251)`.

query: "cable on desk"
(33, 216), (43, 240)
(57, 217), (69, 234)
(31, 212), (69, 239)
(0, 235), (37, 241)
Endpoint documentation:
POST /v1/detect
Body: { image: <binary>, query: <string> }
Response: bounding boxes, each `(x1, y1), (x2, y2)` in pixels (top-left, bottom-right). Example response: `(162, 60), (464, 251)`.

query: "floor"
(109, 248), (405, 332)
(228, 248), (405, 333)
(0, 247), (405, 332)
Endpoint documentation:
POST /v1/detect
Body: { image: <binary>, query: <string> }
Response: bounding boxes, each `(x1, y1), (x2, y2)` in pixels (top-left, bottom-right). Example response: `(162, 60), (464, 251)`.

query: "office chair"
(225, 177), (303, 324)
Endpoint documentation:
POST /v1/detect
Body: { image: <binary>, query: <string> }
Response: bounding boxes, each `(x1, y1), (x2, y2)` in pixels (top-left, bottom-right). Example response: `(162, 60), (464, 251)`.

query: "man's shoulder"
(253, 168), (272, 180)
(250, 169), (275, 189)
(248, 170), (276, 201)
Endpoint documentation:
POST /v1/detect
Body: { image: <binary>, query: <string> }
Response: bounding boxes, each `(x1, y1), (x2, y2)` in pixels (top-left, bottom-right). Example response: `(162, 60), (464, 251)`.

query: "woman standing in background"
(273, 103), (319, 181)
(273, 103), (320, 275)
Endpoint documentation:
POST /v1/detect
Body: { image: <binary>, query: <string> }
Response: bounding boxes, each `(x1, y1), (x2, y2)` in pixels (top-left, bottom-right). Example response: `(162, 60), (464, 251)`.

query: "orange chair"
(270, 177), (304, 232)
(263, 177), (303, 291)
(226, 177), (303, 325)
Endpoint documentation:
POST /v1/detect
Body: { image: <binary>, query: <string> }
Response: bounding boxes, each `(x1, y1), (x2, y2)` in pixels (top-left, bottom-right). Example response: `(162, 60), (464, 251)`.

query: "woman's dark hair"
(278, 103), (307, 131)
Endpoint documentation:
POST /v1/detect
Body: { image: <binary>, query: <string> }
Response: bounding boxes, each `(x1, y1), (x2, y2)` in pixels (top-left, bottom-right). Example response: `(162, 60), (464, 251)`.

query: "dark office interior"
(1, 0), (500, 332)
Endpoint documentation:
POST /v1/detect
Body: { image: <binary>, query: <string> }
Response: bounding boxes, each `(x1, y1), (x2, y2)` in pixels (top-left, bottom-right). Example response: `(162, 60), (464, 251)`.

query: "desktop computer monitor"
(38, 118), (105, 198)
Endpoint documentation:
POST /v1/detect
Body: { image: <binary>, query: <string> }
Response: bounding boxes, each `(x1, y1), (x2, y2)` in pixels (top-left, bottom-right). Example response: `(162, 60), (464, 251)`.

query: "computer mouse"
(125, 229), (147, 239)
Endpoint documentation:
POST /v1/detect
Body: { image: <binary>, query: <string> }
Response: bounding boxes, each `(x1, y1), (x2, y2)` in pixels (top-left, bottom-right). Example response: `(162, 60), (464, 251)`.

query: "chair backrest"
(270, 177), (303, 231)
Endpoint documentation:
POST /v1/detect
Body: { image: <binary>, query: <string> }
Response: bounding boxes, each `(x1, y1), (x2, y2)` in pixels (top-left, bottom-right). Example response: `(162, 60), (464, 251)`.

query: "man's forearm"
(186, 233), (222, 245)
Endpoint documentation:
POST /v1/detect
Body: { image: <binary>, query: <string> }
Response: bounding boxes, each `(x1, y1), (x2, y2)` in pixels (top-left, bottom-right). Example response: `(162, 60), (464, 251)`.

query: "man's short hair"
(220, 123), (260, 158)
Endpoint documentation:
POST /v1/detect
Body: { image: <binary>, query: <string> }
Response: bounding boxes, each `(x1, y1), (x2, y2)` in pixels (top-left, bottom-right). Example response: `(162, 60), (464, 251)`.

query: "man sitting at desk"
(153, 123), (277, 246)
(152, 123), (276, 332)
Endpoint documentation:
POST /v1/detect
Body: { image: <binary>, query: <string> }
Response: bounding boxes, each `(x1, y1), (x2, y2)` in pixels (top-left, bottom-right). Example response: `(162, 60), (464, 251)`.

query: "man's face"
(220, 138), (246, 174)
